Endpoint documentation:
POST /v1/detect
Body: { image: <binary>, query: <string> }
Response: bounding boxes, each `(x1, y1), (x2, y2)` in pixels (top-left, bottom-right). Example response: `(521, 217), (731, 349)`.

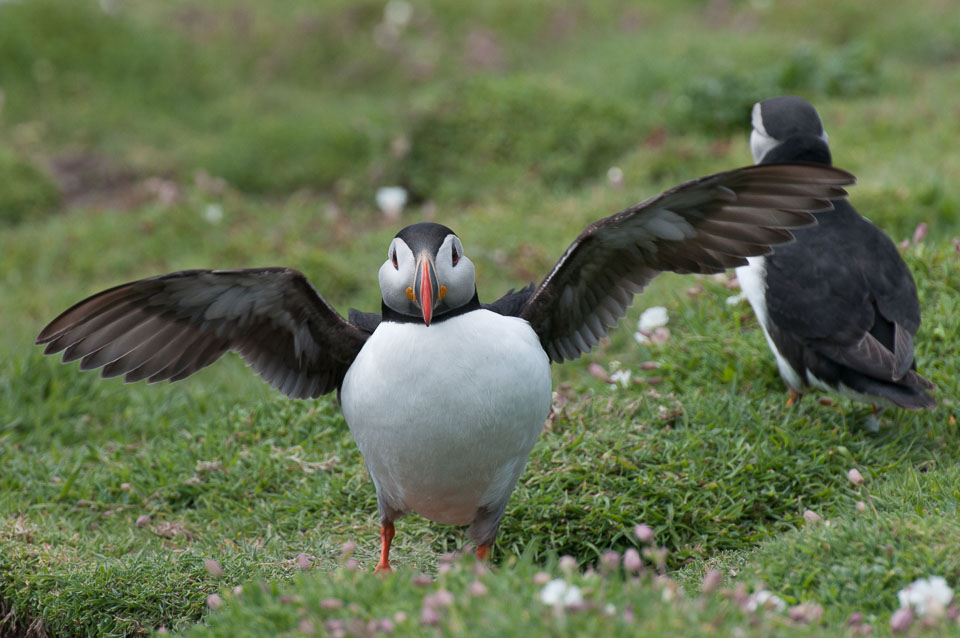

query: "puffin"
(37, 161), (854, 571)
(736, 95), (936, 410)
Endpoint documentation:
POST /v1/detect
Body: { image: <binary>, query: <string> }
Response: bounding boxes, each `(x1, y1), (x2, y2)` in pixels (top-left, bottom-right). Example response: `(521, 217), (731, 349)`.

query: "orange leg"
(374, 522), (395, 574)
(476, 544), (491, 561)
(785, 388), (802, 407)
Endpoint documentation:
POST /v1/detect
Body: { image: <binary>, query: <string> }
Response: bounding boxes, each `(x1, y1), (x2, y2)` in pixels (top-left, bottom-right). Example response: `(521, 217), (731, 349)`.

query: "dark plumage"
(738, 96), (935, 410)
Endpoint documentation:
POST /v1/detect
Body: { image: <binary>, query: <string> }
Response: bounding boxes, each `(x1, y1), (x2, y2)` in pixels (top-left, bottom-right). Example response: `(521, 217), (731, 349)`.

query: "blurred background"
(1, 0), (959, 383)
(1, 5), (959, 633)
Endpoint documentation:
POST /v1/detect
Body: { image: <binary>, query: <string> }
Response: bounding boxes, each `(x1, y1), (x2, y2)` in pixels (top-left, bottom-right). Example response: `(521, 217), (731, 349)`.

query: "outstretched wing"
(519, 163), (855, 363)
(36, 268), (369, 398)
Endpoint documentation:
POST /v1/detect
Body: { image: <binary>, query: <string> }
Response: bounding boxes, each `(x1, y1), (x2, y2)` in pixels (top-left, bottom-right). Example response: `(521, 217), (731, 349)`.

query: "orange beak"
(414, 254), (439, 326)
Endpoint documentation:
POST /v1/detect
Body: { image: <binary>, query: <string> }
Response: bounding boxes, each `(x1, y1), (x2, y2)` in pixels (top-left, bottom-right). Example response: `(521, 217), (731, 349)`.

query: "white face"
(750, 102), (780, 164)
(378, 233), (476, 319)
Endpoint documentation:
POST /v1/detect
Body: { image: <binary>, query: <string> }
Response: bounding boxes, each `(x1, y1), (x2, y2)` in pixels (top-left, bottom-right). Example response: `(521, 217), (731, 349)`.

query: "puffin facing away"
(37, 162), (853, 571)
(737, 96), (935, 410)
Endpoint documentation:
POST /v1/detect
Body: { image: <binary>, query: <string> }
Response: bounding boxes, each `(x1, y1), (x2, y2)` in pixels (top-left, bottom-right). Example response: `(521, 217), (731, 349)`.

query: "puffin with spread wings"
(37, 162), (853, 571)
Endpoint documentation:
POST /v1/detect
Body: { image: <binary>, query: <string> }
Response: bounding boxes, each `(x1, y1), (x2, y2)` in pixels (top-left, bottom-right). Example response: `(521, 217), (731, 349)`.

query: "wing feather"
(37, 268), (369, 398)
(519, 163), (855, 362)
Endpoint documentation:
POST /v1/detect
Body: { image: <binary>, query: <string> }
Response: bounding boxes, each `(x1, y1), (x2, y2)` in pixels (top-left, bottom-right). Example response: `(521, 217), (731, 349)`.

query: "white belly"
(340, 310), (552, 526)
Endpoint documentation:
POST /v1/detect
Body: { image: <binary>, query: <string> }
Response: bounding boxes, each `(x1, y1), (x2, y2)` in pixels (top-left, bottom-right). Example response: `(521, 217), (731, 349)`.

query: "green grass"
(1, 0), (959, 636)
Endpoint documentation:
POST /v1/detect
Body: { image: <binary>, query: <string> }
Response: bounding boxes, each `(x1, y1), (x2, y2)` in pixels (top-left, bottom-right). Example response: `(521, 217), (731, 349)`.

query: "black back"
(756, 110), (933, 408)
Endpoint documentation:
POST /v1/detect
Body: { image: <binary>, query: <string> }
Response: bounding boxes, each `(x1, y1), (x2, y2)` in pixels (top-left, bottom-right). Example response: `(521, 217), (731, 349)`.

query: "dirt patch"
(46, 151), (179, 212)
(0, 597), (50, 638)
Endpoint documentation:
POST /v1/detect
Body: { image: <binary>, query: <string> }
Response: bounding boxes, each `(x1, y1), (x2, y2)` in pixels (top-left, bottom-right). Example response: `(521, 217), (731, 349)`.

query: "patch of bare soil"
(46, 151), (179, 211)
(0, 597), (49, 638)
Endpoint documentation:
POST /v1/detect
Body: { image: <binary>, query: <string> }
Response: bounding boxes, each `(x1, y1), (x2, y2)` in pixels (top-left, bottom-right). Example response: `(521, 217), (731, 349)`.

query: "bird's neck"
(380, 289), (482, 325)
(762, 135), (832, 165)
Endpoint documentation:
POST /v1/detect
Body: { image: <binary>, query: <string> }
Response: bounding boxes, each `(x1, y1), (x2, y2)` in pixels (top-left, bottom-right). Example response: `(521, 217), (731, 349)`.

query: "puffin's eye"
(392, 250), (398, 269)
(451, 246), (460, 266)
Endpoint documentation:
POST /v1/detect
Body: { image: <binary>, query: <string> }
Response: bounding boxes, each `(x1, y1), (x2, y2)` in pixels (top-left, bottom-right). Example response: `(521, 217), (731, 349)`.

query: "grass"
(1, 0), (959, 636)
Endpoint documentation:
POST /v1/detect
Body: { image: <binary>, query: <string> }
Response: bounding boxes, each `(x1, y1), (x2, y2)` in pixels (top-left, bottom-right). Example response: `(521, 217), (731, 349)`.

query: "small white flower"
(746, 590), (786, 612)
(609, 369), (632, 389)
(607, 166), (624, 187)
(897, 576), (954, 617)
(376, 186), (408, 220)
(539, 579), (583, 607)
(638, 306), (669, 332)
(634, 326), (671, 346)
(203, 203), (224, 224)
(384, 0), (413, 28)
(726, 291), (748, 306)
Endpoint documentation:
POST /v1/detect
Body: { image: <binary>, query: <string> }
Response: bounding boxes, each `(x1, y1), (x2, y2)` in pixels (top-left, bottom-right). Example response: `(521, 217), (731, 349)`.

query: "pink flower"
(847, 468), (865, 486)
(296, 553), (312, 570)
(701, 570), (723, 594)
(634, 524), (655, 544)
(890, 607), (914, 633)
(411, 573), (431, 587)
(599, 551), (620, 573)
(424, 589), (454, 609)
(558, 555), (578, 573)
(623, 548), (643, 573)
(419, 606), (439, 626)
(203, 559), (223, 578)
(320, 598), (343, 610)
(912, 223), (927, 244)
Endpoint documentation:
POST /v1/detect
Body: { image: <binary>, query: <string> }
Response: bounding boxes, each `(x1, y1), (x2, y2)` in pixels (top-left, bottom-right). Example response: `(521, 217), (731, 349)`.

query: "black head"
(395, 222), (458, 256)
(751, 96), (832, 165)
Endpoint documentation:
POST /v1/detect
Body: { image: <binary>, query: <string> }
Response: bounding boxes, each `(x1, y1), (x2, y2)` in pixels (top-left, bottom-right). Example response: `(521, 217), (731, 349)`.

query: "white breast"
(736, 257), (804, 391)
(340, 310), (552, 526)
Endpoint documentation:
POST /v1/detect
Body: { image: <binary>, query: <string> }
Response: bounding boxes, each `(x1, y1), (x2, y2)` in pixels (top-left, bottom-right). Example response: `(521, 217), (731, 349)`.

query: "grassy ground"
(1, 0), (959, 636)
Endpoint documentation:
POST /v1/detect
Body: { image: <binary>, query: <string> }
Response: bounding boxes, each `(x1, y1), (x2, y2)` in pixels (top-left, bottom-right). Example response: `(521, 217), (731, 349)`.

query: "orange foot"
(374, 522), (395, 574)
(476, 544), (491, 561)
(785, 388), (802, 407)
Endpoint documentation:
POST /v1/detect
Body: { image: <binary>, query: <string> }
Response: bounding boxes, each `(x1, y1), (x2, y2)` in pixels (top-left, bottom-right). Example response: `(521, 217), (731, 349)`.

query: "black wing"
(484, 284), (536, 317)
(348, 309), (382, 334)
(36, 268), (369, 399)
(519, 163), (855, 363)
(764, 201), (924, 383)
